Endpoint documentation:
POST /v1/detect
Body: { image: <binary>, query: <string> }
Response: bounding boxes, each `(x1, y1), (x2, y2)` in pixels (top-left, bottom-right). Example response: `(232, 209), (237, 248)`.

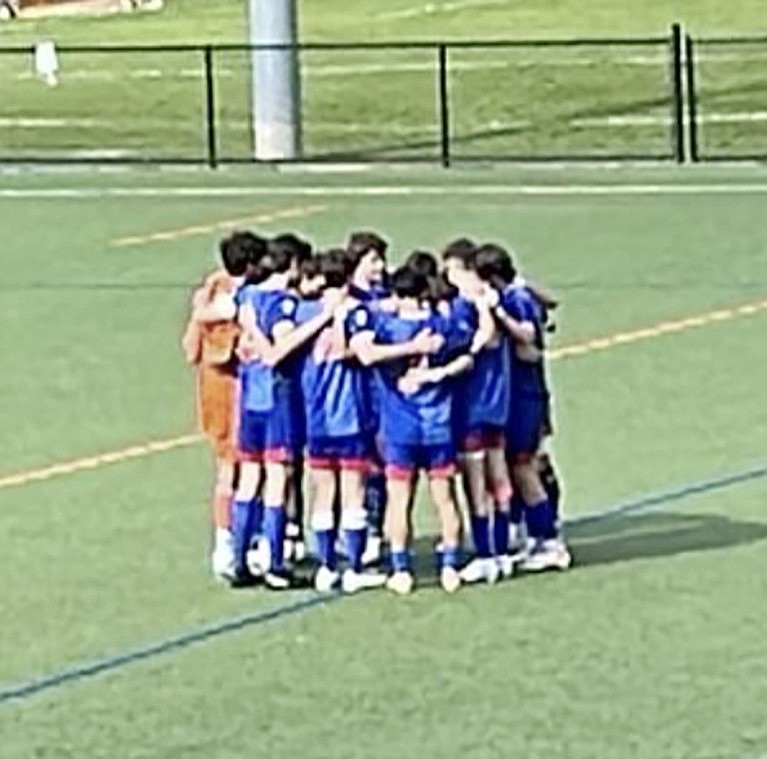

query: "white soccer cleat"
(293, 540), (307, 563)
(386, 571), (415, 596)
(361, 535), (383, 566)
(459, 557), (500, 585)
(440, 566), (461, 594)
(314, 566), (341, 593)
(246, 539), (268, 577)
(342, 568), (387, 594)
(211, 530), (236, 581)
(521, 539), (572, 573)
(496, 553), (519, 579)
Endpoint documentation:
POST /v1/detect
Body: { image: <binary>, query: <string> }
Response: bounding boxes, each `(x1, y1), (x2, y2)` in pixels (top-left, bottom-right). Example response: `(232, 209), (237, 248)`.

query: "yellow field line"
(1, 295), (766, 493)
(549, 297), (767, 360)
(110, 204), (327, 247)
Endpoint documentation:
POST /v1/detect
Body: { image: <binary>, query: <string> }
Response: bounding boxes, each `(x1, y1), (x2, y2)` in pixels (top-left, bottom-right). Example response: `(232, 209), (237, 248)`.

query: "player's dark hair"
(427, 273), (458, 304)
(474, 243), (517, 288)
(442, 237), (478, 267)
(391, 265), (428, 300)
(219, 235), (249, 277)
(272, 232), (313, 267)
(224, 231), (268, 280)
(264, 237), (299, 274)
(318, 248), (351, 289)
(405, 250), (439, 279)
(300, 254), (321, 280)
(346, 231), (388, 271)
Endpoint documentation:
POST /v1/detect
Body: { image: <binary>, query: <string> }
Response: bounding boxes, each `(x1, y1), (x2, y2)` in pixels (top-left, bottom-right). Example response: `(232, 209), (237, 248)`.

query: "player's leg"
(308, 445), (339, 592)
(510, 401), (571, 572)
(362, 431), (387, 566)
(339, 437), (386, 593)
(426, 445), (462, 593)
(457, 433), (499, 585)
(486, 429), (517, 577)
(230, 410), (266, 587)
(384, 443), (417, 595)
(210, 457), (236, 580)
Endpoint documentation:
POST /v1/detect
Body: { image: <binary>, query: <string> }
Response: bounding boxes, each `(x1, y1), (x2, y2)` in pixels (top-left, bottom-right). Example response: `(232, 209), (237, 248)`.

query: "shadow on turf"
(404, 511), (767, 585)
(567, 511), (767, 568)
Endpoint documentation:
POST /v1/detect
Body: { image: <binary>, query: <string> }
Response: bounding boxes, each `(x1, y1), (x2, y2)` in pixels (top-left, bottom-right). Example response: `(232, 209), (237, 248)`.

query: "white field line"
(3, 111), (767, 134)
(8, 184), (767, 200)
(377, 0), (508, 21)
(11, 51), (767, 85)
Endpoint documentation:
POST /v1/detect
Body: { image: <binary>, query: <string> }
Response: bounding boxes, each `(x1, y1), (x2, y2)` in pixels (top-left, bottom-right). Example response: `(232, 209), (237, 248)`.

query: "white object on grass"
(35, 40), (59, 87)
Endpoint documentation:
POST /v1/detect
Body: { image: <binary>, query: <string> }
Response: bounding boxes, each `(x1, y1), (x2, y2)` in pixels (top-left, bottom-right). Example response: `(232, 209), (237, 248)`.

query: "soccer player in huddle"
(231, 237), (340, 589)
(441, 239), (517, 583)
(474, 244), (571, 571)
(343, 231), (392, 563)
(181, 232), (251, 581)
(350, 264), (475, 594)
(301, 249), (391, 593)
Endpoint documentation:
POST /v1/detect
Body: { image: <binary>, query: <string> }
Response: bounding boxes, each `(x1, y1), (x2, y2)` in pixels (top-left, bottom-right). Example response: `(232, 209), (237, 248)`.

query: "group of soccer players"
(182, 229), (571, 596)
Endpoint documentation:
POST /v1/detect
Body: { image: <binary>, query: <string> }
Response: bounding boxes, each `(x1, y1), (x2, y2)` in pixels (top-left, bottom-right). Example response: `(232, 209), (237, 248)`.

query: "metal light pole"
(248, 0), (302, 160)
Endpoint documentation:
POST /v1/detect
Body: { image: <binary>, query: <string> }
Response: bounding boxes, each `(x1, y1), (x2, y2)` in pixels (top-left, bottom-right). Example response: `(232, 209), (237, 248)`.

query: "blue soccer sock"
(440, 544), (461, 570)
(342, 508), (368, 573)
(510, 493), (525, 527)
(525, 499), (556, 542)
(493, 509), (511, 556)
(470, 514), (492, 558)
(251, 497), (264, 544)
(390, 549), (411, 574)
(231, 498), (255, 572)
(315, 529), (337, 570)
(312, 510), (337, 570)
(365, 472), (387, 536)
(263, 505), (286, 572)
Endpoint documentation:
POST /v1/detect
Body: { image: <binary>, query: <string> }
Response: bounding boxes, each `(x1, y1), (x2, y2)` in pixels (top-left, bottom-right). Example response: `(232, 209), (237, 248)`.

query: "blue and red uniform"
(501, 284), (549, 463)
(302, 303), (370, 471)
(236, 284), (300, 463)
(371, 308), (474, 479)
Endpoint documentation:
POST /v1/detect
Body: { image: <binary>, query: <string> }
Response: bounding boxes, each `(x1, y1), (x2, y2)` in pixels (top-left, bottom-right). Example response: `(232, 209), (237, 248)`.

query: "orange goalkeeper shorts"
(197, 363), (238, 461)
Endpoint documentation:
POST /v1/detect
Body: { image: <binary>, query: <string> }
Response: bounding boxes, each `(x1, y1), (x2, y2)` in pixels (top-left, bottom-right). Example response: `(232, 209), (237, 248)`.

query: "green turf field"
(1, 0), (767, 160)
(0, 165), (766, 758)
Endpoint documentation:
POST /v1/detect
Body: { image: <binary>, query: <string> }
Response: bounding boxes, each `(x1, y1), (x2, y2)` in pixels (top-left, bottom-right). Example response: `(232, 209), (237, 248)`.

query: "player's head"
(298, 255), (324, 298)
(225, 231), (268, 282)
(346, 231), (388, 284)
(405, 250), (439, 279)
(442, 237), (478, 289)
(474, 243), (517, 288)
(390, 265), (429, 302)
(318, 247), (351, 290)
(272, 232), (313, 269)
(218, 233), (250, 278)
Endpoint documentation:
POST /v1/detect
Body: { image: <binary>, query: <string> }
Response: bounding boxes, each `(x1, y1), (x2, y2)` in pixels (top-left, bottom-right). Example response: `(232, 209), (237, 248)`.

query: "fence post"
(670, 23), (685, 163)
(437, 44), (451, 168)
(684, 35), (699, 162)
(204, 45), (218, 169)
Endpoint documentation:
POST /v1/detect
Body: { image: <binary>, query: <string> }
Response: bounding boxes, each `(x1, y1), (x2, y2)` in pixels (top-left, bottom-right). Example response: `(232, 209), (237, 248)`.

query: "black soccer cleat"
(228, 569), (260, 589)
(264, 568), (311, 591)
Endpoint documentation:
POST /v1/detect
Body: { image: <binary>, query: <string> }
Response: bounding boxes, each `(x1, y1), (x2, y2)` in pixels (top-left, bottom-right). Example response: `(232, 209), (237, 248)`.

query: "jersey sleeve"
(345, 303), (375, 341)
(267, 293), (299, 335)
(501, 288), (536, 323)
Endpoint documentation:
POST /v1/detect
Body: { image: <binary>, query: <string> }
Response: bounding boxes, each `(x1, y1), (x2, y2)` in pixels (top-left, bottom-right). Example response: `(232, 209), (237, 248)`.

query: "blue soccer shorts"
(307, 434), (371, 472)
(383, 440), (457, 480)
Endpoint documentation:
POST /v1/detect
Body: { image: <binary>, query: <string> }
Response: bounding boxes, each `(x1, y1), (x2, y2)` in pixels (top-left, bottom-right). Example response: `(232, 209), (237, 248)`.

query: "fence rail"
(0, 25), (764, 166)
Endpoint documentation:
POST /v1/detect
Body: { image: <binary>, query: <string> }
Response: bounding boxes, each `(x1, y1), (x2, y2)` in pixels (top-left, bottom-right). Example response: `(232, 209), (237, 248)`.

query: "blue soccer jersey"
(302, 305), (367, 442)
(453, 297), (511, 445)
(500, 284), (549, 459)
(236, 284), (300, 460)
(373, 309), (474, 447)
(500, 284), (548, 399)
